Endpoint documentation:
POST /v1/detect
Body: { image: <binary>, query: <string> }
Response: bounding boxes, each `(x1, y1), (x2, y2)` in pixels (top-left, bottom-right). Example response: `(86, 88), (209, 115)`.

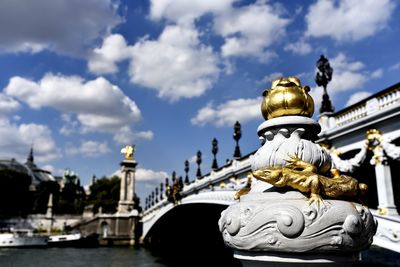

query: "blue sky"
(0, 0), (399, 202)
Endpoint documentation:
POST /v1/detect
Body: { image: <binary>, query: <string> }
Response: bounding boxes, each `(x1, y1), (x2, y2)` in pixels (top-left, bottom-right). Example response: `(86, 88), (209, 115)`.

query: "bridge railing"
(320, 83), (400, 133)
(142, 155), (252, 218)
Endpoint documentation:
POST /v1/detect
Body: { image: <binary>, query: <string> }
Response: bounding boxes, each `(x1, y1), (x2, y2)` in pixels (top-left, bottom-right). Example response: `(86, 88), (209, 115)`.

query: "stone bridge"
(142, 82), (400, 256)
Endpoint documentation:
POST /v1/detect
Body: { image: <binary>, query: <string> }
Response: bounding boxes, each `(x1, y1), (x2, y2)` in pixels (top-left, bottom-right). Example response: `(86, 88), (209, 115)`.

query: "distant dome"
(0, 147), (56, 186)
(0, 158), (32, 177)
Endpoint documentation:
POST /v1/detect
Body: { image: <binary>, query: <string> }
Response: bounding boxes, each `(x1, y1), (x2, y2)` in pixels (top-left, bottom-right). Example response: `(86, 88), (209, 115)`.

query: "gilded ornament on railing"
(261, 77), (314, 120)
(121, 145), (135, 160)
(241, 156), (367, 205)
(366, 129), (386, 165)
(367, 129), (383, 150)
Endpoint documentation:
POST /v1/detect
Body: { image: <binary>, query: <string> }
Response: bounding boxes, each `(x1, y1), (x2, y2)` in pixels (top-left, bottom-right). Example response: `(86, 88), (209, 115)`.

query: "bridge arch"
(141, 190), (240, 266)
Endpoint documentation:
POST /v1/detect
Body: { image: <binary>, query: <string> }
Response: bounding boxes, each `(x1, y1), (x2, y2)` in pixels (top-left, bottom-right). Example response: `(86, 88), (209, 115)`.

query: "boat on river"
(0, 229), (47, 247)
(48, 232), (98, 247)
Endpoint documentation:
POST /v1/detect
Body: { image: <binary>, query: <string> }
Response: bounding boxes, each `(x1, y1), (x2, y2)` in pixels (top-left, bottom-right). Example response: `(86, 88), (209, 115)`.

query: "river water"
(1, 246), (399, 267)
(0, 247), (168, 267)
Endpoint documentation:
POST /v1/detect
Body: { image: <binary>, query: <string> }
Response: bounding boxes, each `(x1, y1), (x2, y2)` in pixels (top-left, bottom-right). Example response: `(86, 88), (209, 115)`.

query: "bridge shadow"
(143, 203), (242, 267)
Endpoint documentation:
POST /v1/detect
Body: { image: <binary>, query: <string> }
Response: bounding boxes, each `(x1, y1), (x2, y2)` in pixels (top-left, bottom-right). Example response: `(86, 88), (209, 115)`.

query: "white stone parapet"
(320, 85), (400, 133)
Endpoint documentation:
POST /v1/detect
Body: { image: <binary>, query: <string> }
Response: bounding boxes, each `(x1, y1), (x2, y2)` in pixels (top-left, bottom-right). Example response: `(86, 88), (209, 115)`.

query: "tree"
(88, 176), (120, 214)
(32, 180), (60, 214)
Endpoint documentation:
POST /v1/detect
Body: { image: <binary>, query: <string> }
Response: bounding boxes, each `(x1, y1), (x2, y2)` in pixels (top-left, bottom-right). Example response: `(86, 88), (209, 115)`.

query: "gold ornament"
(121, 145), (135, 160)
(261, 77), (314, 120)
(366, 129), (383, 150)
(236, 155), (367, 205)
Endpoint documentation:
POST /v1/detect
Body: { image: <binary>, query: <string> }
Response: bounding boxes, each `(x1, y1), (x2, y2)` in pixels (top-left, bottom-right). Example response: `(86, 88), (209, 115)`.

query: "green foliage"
(57, 182), (86, 214)
(33, 181), (60, 214)
(88, 176), (120, 213)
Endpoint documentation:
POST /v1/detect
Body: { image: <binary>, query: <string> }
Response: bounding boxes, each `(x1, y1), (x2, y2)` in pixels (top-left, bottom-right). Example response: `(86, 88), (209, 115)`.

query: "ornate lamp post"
(233, 121), (242, 158)
(172, 171), (176, 183)
(196, 150), (202, 179)
(315, 55), (334, 114)
(165, 177), (170, 198)
(155, 187), (159, 203)
(159, 182), (164, 199)
(151, 191), (155, 206)
(184, 160), (190, 184)
(211, 138), (219, 170)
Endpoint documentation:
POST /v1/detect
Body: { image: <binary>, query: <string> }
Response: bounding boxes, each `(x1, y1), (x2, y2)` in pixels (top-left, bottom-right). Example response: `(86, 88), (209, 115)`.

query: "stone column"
(370, 143), (398, 215)
(118, 159), (137, 213)
(219, 77), (377, 266)
(375, 163), (398, 215)
(367, 129), (398, 215)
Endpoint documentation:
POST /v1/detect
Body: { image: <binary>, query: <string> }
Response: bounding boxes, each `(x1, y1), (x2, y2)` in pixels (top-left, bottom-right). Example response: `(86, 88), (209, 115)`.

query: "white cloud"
(150, 0), (234, 24)
(0, 0), (122, 56)
(4, 73), (148, 143)
(89, 25), (220, 102)
(306, 0), (395, 42)
(150, 0), (290, 61)
(59, 114), (80, 136)
(88, 34), (132, 74)
(66, 140), (111, 157)
(389, 63), (400, 71)
(371, 68), (383, 78)
(261, 72), (283, 84)
(129, 24), (220, 101)
(284, 39), (312, 55)
(346, 91), (372, 107)
(191, 98), (262, 127)
(136, 168), (168, 182)
(0, 93), (20, 114)
(0, 119), (60, 163)
(113, 167), (168, 183)
(328, 53), (366, 92)
(214, 1), (289, 60)
(113, 126), (154, 144)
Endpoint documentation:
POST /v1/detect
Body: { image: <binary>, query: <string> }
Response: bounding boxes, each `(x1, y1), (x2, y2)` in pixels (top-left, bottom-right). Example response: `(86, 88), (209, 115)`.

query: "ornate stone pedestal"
(219, 191), (375, 266)
(219, 77), (377, 266)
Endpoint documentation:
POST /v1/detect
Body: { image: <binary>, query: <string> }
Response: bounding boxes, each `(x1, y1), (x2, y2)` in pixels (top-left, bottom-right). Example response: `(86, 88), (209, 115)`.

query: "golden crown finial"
(261, 76), (314, 120)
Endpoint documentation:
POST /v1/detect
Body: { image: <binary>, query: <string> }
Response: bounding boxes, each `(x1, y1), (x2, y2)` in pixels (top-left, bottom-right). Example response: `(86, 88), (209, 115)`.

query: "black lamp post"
(315, 55), (334, 114)
(165, 177), (170, 198)
(212, 138), (219, 170)
(196, 150), (202, 179)
(233, 121), (242, 158)
(184, 160), (190, 184)
(172, 171), (176, 183)
(160, 182), (164, 199)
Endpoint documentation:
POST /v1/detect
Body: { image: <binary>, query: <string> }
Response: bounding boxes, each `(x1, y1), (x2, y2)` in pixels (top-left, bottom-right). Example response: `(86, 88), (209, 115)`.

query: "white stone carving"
(329, 145), (368, 173)
(219, 191), (377, 253)
(252, 116), (331, 174)
(381, 139), (400, 160)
